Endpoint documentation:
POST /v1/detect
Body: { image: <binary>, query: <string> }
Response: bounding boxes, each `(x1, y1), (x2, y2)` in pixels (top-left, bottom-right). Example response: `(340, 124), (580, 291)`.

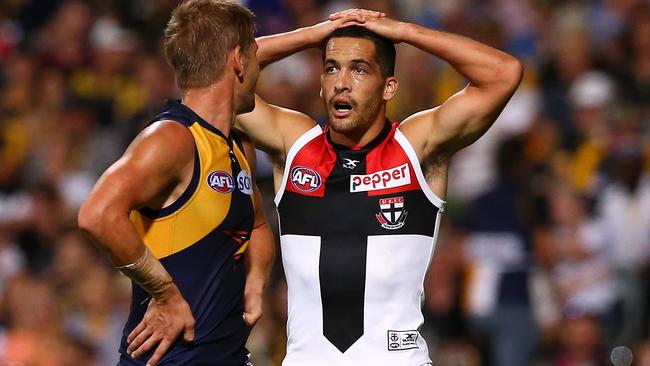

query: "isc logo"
(207, 171), (234, 194)
(290, 166), (322, 192)
(237, 170), (253, 195)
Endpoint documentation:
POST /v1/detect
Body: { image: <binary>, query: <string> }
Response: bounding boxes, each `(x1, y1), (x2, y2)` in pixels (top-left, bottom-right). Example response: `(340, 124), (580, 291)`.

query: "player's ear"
(319, 87), (323, 99)
(382, 77), (398, 101)
(232, 45), (245, 79)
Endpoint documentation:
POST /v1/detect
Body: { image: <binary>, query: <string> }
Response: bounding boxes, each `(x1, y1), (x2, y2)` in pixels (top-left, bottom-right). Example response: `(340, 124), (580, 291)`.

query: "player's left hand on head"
(357, 17), (408, 43)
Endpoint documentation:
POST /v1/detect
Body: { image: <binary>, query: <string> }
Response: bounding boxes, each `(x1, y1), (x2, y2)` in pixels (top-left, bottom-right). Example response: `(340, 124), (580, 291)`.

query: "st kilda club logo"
(376, 196), (408, 230)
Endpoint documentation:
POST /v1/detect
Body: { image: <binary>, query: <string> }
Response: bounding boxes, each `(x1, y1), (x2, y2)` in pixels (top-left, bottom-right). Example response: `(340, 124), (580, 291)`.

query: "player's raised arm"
(234, 95), (315, 161)
(256, 9), (385, 68)
(347, 16), (523, 159)
(235, 9), (385, 160)
(238, 132), (275, 327)
(77, 122), (195, 365)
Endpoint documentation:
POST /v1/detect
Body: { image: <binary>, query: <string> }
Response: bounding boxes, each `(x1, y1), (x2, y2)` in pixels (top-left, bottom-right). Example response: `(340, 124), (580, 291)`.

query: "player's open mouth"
(332, 99), (353, 118)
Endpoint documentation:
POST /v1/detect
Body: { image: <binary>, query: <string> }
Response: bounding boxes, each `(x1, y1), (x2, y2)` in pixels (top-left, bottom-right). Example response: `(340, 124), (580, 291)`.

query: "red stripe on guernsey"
(364, 122), (421, 196)
(285, 133), (337, 197)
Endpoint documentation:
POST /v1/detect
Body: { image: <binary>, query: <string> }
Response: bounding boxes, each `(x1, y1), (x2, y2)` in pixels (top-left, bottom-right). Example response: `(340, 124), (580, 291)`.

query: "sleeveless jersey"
(120, 101), (255, 366)
(276, 121), (445, 366)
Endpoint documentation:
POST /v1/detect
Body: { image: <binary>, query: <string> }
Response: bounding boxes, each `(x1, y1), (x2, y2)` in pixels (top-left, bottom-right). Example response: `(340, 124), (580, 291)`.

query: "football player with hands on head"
(235, 8), (523, 366)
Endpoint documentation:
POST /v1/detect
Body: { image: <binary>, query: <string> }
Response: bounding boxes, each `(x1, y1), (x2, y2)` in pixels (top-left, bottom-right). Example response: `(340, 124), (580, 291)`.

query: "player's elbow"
(498, 56), (524, 92)
(77, 199), (107, 239)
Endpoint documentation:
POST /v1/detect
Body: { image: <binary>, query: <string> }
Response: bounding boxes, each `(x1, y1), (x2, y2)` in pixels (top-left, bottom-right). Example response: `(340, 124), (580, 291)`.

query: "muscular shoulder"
(82, 120), (196, 214)
(125, 120), (195, 179)
(235, 96), (317, 159)
(398, 108), (445, 159)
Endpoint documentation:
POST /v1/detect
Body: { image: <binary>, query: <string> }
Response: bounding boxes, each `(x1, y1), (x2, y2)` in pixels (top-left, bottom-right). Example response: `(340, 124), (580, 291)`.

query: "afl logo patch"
(207, 170), (234, 194)
(290, 166), (322, 192)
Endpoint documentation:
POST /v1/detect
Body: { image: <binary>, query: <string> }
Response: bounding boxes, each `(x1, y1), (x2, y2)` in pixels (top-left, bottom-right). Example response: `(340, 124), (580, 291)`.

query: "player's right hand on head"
(337, 9), (385, 28)
(126, 284), (195, 366)
(309, 8), (386, 43)
(329, 8), (386, 25)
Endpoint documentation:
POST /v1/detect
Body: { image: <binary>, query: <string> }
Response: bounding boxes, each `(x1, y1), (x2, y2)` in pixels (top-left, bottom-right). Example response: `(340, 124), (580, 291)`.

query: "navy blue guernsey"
(119, 101), (255, 366)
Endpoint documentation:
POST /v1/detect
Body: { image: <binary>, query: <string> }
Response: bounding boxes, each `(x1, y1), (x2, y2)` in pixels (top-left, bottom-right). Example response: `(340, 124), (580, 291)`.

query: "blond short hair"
(164, 0), (255, 89)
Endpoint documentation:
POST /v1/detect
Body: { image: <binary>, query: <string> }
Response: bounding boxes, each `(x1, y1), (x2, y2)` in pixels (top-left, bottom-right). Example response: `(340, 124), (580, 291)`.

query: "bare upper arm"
(235, 94), (317, 160)
(83, 121), (195, 215)
(400, 63), (523, 161)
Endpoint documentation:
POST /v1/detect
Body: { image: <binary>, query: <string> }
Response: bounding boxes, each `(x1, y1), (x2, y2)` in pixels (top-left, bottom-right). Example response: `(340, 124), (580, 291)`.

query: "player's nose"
(334, 70), (351, 93)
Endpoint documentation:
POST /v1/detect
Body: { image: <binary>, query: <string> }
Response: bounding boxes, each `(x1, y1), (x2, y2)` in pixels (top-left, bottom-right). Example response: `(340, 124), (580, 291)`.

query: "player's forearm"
(78, 204), (175, 300)
(256, 26), (324, 68)
(78, 201), (146, 265)
(402, 23), (522, 90)
(257, 10), (386, 69)
(245, 222), (275, 293)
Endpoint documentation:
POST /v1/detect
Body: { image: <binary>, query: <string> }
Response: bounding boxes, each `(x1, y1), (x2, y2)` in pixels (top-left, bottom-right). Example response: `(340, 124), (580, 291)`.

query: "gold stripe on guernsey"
(129, 122), (252, 259)
(234, 241), (249, 257)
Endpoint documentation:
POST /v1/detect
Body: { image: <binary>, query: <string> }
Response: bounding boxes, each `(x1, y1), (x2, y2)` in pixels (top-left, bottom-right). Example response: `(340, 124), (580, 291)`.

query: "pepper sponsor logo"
(350, 163), (410, 192)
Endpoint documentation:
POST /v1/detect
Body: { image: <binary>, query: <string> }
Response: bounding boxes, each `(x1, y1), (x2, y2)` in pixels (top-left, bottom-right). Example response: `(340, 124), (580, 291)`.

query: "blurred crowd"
(0, 0), (649, 365)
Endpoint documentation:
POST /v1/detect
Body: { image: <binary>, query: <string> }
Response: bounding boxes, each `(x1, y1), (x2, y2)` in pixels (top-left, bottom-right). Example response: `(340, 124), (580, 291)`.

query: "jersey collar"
(326, 119), (392, 153)
(167, 100), (232, 142)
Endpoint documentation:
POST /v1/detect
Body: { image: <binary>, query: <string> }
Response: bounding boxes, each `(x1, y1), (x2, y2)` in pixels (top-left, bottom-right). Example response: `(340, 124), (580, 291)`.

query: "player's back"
(275, 122), (444, 366)
(119, 101), (255, 366)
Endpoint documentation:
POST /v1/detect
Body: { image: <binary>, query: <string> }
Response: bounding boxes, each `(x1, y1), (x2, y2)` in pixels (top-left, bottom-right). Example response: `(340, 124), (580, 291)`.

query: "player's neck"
(182, 81), (236, 137)
(330, 111), (387, 148)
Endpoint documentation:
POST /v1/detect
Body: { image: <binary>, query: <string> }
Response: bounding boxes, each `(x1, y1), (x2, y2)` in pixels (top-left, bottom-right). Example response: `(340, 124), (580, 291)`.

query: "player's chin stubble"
(329, 115), (356, 132)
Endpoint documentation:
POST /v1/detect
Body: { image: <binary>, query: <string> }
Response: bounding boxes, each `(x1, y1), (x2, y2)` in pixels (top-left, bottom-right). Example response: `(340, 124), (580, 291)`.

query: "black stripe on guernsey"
(319, 157), (368, 353)
(137, 148), (200, 219)
(231, 132), (246, 158)
(278, 127), (437, 352)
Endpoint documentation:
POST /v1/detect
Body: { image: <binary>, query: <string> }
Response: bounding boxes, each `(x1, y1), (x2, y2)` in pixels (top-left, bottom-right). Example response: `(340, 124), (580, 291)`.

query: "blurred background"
(0, 0), (649, 365)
